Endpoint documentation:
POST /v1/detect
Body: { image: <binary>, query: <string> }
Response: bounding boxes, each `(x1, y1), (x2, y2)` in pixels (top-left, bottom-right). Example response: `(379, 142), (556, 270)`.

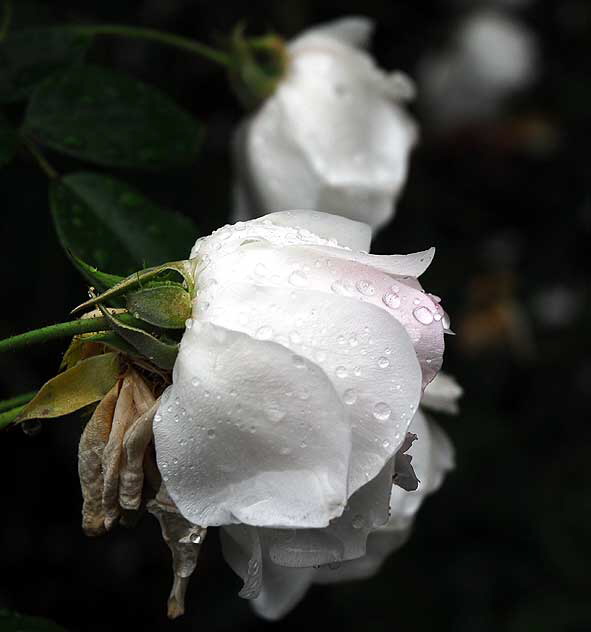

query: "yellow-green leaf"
(16, 352), (121, 423)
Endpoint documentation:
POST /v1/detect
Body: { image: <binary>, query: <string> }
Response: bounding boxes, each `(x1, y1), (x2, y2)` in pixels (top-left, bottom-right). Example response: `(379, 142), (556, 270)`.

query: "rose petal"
(154, 321), (351, 528)
(220, 524), (263, 599)
(200, 279), (422, 497)
(263, 458), (395, 567)
(294, 17), (375, 50)
(421, 372), (463, 414)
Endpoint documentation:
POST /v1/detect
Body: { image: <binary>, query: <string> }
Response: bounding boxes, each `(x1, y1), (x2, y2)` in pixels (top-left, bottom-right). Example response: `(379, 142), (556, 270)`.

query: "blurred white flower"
(233, 17), (418, 231)
(419, 9), (538, 128)
(154, 211), (450, 532)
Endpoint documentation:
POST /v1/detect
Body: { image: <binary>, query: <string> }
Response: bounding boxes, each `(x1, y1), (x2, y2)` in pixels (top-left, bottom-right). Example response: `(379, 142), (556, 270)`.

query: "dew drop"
(441, 310), (451, 330)
(373, 402), (392, 421)
(356, 280), (375, 296)
(185, 318), (193, 329)
(413, 306), (434, 325)
(190, 532), (202, 544)
(343, 388), (357, 405)
(335, 366), (348, 378)
(207, 429), (216, 439)
(382, 291), (401, 309)
(191, 377), (200, 387)
(378, 356), (390, 368)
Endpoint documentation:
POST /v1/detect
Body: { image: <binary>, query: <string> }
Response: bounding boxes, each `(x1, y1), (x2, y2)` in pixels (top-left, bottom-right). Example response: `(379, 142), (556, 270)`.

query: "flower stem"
(0, 405), (25, 430)
(69, 24), (231, 66)
(0, 391), (36, 413)
(0, 313), (141, 354)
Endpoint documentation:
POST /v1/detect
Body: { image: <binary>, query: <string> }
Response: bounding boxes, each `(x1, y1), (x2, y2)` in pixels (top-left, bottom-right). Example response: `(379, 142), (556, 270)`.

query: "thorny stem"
(0, 313), (142, 354)
(69, 24), (231, 66)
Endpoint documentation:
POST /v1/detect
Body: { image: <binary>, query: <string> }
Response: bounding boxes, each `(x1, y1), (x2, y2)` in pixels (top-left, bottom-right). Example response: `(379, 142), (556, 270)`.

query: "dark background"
(1, 0), (590, 630)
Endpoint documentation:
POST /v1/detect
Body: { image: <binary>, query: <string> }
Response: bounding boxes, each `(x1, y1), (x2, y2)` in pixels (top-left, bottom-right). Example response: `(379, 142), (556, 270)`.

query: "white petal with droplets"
(154, 321), (351, 528)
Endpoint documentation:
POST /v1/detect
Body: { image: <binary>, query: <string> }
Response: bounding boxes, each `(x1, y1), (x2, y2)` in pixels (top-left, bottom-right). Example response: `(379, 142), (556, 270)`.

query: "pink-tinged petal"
(201, 280), (422, 498)
(199, 241), (443, 388)
(154, 321), (351, 528)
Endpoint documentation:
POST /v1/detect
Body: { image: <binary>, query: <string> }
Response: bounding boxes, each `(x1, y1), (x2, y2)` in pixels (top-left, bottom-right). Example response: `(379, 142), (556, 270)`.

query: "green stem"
(0, 0), (12, 42)
(0, 391), (36, 413)
(21, 136), (59, 179)
(0, 313), (142, 354)
(69, 24), (231, 67)
(0, 405), (24, 430)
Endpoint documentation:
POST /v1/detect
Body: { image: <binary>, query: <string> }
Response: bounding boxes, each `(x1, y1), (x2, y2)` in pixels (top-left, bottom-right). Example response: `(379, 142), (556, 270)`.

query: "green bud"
(227, 24), (288, 109)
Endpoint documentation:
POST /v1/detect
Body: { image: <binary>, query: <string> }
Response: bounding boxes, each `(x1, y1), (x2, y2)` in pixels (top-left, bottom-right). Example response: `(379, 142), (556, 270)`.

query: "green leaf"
(0, 27), (91, 103)
(24, 64), (203, 168)
(0, 610), (67, 631)
(126, 283), (191, 328)
(50, 172), (198, 275)
(0, 112), (17, 167)
(69, 252), (124, 292)
(15, 352), (120, 423)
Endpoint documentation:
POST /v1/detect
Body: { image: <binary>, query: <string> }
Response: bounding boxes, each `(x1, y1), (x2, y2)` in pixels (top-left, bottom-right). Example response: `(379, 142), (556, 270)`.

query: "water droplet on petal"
(441, 310), (451, 330)
(378, 357), (390, 368)
(383, 291), (401, 309)
(343, 388), (357, 405)
(207, 429), (216, 439)
(335, 366), (348, 378)
(356, 280), (375, 296)
(352, 514), (365, 529)
(373, 402), (392, 421)
(190, 532), (202, 544)
(413, 306), (434, 325)
(292, 354), (306, 369)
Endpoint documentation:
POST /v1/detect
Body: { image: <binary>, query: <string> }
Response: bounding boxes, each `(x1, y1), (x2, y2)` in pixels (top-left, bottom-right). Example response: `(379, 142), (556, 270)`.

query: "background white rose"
(233, 17), (418, 231)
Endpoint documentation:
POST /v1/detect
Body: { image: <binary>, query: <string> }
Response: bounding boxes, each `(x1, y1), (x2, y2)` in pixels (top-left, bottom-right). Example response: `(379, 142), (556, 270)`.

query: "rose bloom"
(419, 8), (538, 128)
(153, 211), (457, 618)
(233, 17), (417, 231)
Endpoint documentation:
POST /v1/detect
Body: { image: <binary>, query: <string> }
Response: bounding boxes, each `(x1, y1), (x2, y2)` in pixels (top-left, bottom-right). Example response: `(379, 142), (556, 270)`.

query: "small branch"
(0, 391), (36, 413)
(21, 136), (59, 180)
(0, 313), (141, 354)
(0, 404), (25, 430)
(69, 24), (231, 67)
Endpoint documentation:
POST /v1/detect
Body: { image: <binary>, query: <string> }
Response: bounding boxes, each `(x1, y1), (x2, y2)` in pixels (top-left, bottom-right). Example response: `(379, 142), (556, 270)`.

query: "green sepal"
(227, 24), (287, 109)
(71, 259), (196, 315)
(126, 282), (191, 329)
(69, 252), (125, 292)
(95, 302), (178, 370)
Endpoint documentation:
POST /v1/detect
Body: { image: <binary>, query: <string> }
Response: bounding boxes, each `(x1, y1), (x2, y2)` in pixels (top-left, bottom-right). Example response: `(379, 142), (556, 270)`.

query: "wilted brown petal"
(78, 382), (120, 536)
(148, 485), (207, 620)
(102, 371), (138, 530)
(119, 397), (159, 511)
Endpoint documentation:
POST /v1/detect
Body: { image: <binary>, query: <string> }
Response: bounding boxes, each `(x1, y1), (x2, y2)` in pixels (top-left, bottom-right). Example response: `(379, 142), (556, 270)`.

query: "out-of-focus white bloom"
(419, 9), (538, 128)
(233, 17), (418, 231)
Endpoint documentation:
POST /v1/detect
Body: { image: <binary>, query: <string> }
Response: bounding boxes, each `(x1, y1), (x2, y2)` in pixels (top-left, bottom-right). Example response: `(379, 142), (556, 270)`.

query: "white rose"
(154, 210), (450, 526)
(233, 17), (418, 231)
(419, 9), (537, 128)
